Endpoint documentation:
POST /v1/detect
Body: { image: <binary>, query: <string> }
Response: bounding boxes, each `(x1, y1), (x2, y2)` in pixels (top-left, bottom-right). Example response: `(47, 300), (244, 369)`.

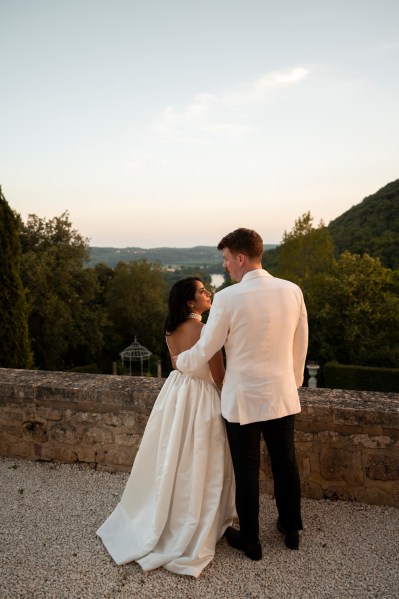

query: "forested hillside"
(328, 179), (399, 269)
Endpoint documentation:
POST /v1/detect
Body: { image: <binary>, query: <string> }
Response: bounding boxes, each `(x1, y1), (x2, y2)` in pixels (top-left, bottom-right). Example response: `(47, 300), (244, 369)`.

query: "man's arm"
(293, 290), (309, 388)
(176, 294), (229, 374)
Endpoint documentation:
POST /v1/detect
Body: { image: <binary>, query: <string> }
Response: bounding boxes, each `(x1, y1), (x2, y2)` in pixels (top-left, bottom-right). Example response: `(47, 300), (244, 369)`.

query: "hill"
(327, 179), (399, 269)
(87, 244), (277, 268)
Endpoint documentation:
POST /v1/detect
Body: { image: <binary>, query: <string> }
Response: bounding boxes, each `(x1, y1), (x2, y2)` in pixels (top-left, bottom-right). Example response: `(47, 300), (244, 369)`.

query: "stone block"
(320, 447), (364, 484)
(317, 430), (343, 445)
(122, 413), (136, 428)
(77, 446), (97, 463)
(0, 421), (22, 437)
(22, 421), (48, 443)
(358, 485), (394, 507)
(295, 431), (314, 443)
(36, 406), (63, 421)
(74, 411), (102, 423)
(95, 447), (107, 463)
(350, 434), (393, 449)
(105, 447), (136, 466)
(114, 433), (140, 447)
(0, 406), (24, 420)
(301, 480), (323, 500)
(82, 427), (114, 445)
(33, 443), (43, 458)
(22, 405), (37, 420)
(41, 445), (78, 463)
(298, 455), (311, 478)
(63, 409), (73, 422)
(7, 441), (33, 458)
(306, 452), (321, 474)
(321, 485), (358, 502)
(103, 413), (123, 427)
(365, 455), (399, 481)
(50, 423), (81, 445)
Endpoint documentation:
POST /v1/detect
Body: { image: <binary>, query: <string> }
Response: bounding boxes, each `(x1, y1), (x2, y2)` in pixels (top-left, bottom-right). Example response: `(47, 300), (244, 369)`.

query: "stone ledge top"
(0, 368), (398, 419)
(299, 387), (399, 412)
(0, 368), (164, 414)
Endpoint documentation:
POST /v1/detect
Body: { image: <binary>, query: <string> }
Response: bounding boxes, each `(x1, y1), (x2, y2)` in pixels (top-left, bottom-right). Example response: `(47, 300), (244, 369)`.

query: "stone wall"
(0, 368), (398, 507)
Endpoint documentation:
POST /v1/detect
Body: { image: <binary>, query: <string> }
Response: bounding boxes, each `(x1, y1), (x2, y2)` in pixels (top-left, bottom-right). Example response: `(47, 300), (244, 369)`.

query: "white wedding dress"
(96, 354), (236, 578)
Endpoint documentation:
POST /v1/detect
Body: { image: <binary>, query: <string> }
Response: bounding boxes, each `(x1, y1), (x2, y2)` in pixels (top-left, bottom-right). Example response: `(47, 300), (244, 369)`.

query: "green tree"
(0, 187), (32, 368)
(105, 260), (168, 368)
(308, 252), (399, 367)
(19, 212), (106, 370)
(278, 212), (335, 290)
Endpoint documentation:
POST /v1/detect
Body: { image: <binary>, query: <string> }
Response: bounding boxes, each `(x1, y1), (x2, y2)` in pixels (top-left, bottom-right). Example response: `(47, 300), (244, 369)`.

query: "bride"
(97, 277), (236, 578)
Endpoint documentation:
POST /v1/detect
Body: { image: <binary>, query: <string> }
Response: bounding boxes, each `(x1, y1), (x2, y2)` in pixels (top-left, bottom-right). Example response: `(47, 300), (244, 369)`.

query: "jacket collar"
(241, 269), (271, 282)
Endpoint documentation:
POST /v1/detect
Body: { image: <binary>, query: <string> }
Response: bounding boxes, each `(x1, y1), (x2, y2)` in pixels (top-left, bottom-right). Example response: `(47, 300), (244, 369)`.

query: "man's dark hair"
(217, 228), (263, 259)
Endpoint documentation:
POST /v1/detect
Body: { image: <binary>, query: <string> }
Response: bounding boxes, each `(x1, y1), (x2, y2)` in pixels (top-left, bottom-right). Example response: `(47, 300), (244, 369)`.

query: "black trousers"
(224, 414), (302, 543)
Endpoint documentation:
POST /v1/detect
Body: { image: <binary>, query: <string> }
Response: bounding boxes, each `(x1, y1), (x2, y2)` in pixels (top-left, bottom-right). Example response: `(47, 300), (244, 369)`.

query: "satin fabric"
(97, 366), (236, 578)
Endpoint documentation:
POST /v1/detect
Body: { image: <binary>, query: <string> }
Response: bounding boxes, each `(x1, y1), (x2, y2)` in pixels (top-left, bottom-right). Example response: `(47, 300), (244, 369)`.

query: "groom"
(176, 228), (308, 560)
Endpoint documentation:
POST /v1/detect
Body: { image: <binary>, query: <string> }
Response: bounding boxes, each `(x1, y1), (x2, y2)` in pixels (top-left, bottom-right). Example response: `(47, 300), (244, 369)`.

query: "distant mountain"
(328, 180), (399, 269)
(87, 245), (278, 268)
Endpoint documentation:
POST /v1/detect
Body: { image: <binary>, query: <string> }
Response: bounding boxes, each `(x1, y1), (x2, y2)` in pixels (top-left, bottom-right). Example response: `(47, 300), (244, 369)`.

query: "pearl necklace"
(187, 313), (202, 321)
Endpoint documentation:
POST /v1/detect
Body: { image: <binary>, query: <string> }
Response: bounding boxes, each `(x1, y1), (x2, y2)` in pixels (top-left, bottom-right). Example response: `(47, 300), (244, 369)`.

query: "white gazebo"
(119, 337), (152, 376)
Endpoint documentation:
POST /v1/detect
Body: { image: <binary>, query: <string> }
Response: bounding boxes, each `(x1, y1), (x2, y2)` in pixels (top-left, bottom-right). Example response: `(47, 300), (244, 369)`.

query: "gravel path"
(0, 457), (398, 599)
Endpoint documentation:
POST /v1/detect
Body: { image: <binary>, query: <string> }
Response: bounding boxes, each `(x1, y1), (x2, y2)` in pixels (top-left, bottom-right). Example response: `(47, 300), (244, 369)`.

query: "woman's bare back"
(166, 320), (225, 390)
(166, 320), (203, 368)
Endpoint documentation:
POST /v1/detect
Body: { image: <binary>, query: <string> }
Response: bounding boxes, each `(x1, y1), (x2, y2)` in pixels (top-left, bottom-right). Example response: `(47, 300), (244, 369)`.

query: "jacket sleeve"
(176, 293), (229, 375)
(293, 289), (309, 387)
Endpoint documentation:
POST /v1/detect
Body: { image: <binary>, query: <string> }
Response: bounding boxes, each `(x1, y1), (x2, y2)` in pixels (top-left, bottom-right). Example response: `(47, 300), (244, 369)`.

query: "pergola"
(119, 337), (152, 376)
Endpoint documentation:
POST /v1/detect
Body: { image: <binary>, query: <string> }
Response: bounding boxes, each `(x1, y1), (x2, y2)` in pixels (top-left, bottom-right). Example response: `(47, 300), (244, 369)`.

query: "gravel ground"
(0, 456), (398, 599)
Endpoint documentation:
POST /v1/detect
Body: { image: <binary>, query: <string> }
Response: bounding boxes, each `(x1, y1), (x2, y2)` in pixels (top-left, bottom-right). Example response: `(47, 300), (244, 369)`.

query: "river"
(210, 274), (225, 289)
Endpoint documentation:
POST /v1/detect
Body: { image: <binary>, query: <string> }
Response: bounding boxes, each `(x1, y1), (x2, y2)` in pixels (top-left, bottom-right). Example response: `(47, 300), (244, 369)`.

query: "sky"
(1, 0), (398, 248)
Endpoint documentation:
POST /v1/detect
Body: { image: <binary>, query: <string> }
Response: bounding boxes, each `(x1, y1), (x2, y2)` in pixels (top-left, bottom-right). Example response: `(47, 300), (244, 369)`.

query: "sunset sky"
(1, 0), (398, 247)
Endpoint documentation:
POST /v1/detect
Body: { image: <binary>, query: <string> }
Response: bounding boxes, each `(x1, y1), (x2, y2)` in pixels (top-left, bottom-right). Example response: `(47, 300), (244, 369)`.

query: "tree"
(277, 212), (335, 290)
(307, 252), (399, 367)
(0, 187), (32, 368)
(19, 212), (106, 370)
(105, 260), (168, 367)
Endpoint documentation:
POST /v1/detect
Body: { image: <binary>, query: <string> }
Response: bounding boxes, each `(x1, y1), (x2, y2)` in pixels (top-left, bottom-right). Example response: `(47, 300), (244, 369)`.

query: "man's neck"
(239, 262), (262, 281)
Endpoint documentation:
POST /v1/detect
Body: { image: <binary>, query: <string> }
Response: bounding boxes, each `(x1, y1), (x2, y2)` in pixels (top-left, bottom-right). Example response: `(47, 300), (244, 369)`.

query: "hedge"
(323, 361), (399, 392)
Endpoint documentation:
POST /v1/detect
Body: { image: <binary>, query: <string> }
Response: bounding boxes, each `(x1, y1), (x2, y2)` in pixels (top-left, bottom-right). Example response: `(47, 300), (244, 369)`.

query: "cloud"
(151, 66), (309, 142)
(381, 41), (399, 52)
(222, 67), (309, 106)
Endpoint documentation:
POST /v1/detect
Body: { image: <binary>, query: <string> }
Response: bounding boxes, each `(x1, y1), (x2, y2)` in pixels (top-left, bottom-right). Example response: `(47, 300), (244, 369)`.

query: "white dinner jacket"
(176, 269), (308, 425)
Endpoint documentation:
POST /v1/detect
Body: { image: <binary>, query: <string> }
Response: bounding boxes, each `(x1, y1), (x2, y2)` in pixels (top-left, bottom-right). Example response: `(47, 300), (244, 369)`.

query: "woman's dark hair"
(164, 277), (201, 335)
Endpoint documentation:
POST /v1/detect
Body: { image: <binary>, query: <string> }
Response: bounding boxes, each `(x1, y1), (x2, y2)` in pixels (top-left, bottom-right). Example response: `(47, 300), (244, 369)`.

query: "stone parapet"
(0, 369), (398, 506)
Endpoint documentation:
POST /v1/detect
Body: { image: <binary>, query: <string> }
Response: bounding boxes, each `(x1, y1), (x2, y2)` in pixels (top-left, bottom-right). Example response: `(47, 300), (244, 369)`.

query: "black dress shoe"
(277, 518), (300, 550)
(224, 526), (263, 561)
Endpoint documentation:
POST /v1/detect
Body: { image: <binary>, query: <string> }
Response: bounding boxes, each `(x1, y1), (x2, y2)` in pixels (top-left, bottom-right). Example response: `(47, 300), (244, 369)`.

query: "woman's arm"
(208, 350), (225, 392)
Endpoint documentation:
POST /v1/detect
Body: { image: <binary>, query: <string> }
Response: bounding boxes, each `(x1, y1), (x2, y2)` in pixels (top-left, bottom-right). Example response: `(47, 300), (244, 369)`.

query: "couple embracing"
(97, 227), (309, 578)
